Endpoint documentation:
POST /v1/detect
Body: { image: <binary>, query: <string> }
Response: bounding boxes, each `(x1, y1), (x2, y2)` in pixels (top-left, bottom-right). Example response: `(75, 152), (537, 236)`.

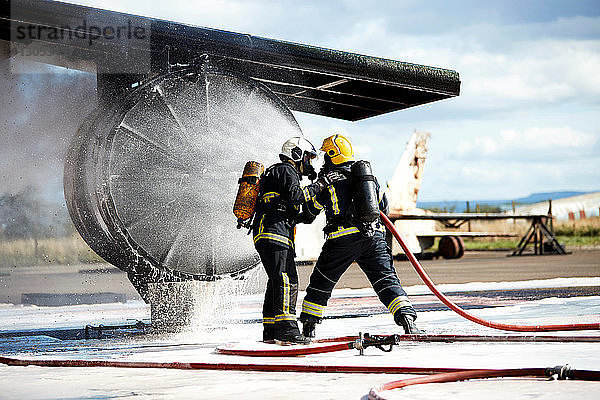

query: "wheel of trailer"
(64, 66), (303, 287)
(438, 236), (464, 259)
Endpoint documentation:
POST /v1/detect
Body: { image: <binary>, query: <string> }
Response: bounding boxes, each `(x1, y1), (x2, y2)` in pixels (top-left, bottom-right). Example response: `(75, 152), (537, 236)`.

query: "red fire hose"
(380, 211), (600, 332)
(215, 334), (600, 357)
(0, 356), (477, 374)
(216, 341), (354, 357)
(368, 365), (600, 400)
(5, 356), (598, 382)
(317, 334), (600, 344)
(3, 356), (598, 400)
(214, 213), (599, 359)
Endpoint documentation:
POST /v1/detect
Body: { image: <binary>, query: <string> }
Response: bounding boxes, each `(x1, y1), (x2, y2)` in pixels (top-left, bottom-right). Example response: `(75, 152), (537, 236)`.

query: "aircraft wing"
(0, 0), (460, 120)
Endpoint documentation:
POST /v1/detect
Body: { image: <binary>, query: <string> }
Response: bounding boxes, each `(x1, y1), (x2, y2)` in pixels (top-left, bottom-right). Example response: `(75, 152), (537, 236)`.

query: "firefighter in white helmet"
(253, 136), (343, 344)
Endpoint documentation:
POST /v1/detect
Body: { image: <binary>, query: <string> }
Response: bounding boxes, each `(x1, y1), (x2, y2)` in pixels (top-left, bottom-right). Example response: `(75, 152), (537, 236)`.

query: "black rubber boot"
(397, 314), (425, 335)
(302, 320), (316, 338)
(274, 321), (311, 345)
(262, 324), (275, 343)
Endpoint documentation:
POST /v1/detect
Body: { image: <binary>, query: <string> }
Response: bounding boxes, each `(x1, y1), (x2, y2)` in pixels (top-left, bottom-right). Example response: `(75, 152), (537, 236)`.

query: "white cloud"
(501, 127), (597, 148)
(331, 16), (600, 114)
(455, 126), (597, 160)
(421, 156), (600, 201)
(460, 39), (600, 108)
(353, 144), (373, 159)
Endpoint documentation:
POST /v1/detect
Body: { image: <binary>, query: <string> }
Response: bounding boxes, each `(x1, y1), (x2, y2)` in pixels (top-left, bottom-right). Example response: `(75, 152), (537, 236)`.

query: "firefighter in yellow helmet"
(320, 134), (355, 165)
(299, 134), (423, 337)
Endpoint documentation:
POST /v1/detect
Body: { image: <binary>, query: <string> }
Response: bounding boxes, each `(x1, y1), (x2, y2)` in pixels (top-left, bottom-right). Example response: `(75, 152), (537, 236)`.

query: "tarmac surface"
(1, 250), (599, 400)
(1, 282), (598, 400)
(1, 249), (599, 304)
(319, 249), (600, 289)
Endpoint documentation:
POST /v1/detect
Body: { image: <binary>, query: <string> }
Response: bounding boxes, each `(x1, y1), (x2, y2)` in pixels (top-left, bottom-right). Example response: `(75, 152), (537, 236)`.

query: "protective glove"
(295, 210), (317, 225)
(305, 164), (317, 181)
(316, 170), (345, 190)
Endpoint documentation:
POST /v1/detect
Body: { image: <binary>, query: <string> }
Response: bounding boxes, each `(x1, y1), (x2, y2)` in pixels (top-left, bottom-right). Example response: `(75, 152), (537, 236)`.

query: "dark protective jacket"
(306, 162), (389, 238)
(252, 162), (322, 249)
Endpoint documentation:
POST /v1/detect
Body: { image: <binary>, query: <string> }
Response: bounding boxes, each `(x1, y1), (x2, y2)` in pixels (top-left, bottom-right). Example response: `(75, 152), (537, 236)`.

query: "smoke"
(0, 57), (97, 204)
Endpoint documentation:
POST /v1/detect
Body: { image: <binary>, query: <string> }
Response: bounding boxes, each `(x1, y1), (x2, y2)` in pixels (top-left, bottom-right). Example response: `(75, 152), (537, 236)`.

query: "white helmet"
(280, 137), (318, 162)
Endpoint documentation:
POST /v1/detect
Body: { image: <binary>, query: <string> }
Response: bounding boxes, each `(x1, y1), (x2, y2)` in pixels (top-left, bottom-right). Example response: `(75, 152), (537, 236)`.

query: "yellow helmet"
(320, 134), (354, 165)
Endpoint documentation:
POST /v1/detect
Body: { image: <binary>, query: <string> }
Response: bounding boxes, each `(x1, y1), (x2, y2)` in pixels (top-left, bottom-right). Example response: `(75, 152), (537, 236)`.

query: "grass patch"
(463, 239), (519, 251)
(554, 225), (600, 237)
(463, 236), (600, 251)
(0, 235), (104, 268)
(555, 235), (600, 246)
(462, 234), (600, 251)
(2, 217), (598, 266)
(553, 217), (600, 246)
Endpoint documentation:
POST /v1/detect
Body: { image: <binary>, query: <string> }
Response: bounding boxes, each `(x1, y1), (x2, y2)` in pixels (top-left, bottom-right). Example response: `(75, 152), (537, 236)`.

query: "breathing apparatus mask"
(301, 151), (318, 180)
(280, 136), (319, 180)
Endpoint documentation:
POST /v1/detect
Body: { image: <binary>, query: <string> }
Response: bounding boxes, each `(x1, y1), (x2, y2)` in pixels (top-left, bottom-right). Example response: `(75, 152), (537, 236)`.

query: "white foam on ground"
(1, 279), (599, 399)
(1, 277), (598, 332)
(327, 277), (600, 298)
(0, 301), (149, 332)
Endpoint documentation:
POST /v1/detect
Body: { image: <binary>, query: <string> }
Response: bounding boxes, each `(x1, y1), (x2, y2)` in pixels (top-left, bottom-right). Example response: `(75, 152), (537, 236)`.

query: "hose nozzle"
(352, 333), (400, 355)
(545, 364), (573, 380)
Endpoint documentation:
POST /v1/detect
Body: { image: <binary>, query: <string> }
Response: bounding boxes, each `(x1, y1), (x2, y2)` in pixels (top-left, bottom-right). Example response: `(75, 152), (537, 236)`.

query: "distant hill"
(513, 191), (591, 204)
(417, 191), (596, 213)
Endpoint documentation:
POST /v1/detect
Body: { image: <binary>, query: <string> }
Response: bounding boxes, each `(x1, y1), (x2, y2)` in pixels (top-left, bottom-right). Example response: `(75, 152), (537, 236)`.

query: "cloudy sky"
(59, 1), (600, 200)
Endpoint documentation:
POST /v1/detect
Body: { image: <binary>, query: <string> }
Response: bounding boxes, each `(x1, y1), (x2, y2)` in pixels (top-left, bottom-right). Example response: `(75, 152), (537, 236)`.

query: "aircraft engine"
(64, 67), (303, 299)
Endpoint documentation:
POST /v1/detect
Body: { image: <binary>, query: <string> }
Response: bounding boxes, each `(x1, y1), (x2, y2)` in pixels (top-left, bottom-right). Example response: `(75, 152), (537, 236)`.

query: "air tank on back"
(351, 160), (380, 223)
(64, 66), (303, 298)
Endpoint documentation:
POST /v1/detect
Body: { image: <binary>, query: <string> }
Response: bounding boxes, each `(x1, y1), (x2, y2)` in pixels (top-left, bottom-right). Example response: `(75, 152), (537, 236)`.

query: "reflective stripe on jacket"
(252, 162), (322, 249)
(306, 162), (388, 240)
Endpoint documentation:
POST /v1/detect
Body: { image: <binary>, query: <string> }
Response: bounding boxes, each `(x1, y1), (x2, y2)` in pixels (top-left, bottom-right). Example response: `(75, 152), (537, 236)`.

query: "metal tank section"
(64, 67), (303, 301)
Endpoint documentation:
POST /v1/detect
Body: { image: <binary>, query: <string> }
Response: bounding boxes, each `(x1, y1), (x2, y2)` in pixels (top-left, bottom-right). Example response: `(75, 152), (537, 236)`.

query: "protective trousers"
(300, 231), (416, 324)
(256, 241), (300, 335)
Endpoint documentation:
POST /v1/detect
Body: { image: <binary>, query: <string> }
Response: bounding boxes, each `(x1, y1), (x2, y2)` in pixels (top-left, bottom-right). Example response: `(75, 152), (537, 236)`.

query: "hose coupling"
(545, 364), (573, 380)
(354, 332), (365, 355)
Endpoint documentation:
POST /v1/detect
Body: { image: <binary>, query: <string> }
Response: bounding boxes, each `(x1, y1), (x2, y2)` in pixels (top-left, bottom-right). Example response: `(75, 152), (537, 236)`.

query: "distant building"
(513, 192), (600, 221)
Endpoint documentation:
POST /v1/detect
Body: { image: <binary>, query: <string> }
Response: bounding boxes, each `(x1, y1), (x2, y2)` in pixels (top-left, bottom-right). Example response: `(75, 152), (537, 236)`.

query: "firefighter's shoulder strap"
(257, 164), (291, 215)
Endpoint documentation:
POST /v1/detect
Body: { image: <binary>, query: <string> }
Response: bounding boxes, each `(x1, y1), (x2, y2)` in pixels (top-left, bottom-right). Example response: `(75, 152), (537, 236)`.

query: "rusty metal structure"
(389, 213), (567, 258)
